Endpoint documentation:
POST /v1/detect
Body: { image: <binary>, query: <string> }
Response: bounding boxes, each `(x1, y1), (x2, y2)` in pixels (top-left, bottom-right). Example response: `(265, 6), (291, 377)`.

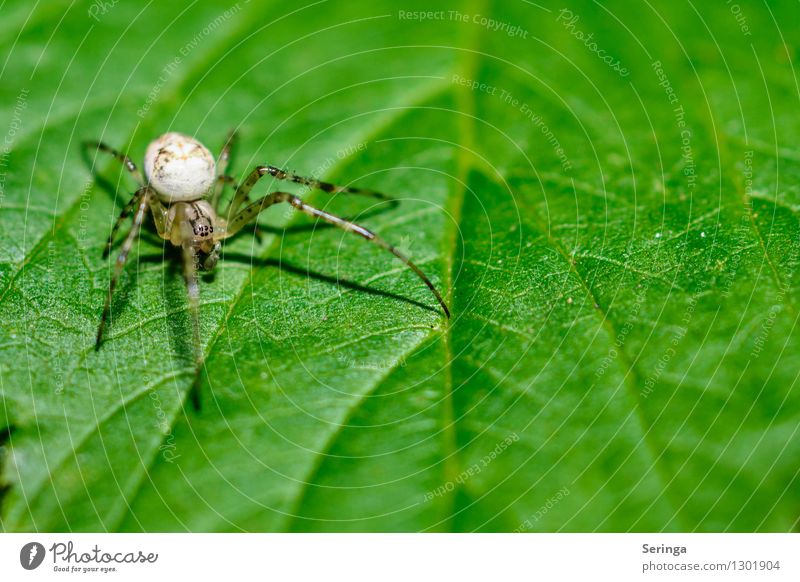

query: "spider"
(86, 131), (450, 406)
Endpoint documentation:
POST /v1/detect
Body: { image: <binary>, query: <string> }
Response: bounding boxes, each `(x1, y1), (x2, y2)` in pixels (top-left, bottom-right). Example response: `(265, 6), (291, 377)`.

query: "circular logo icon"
(19, 542), (45, 570)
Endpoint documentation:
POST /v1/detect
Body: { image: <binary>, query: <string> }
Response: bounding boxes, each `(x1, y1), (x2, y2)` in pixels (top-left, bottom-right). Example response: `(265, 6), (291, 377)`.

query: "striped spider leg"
(218, 184), (451, 319)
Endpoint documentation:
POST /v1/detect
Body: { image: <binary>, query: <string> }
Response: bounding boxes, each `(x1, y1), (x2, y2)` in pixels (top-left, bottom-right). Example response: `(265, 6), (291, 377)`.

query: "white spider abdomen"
(144, 132), (216, 202)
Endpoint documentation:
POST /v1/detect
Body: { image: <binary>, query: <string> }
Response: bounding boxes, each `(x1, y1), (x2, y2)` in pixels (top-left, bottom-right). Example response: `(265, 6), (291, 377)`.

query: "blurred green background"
(0, 0), (798, 532)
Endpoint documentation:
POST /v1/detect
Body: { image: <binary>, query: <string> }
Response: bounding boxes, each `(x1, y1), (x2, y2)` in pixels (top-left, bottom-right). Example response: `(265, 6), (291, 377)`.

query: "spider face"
(144, 132), (216, 202)
(164, 198), (217, 248)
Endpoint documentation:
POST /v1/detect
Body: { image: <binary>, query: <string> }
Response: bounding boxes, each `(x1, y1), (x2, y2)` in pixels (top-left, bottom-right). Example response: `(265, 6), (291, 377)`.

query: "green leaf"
(1, 0), (798, 532)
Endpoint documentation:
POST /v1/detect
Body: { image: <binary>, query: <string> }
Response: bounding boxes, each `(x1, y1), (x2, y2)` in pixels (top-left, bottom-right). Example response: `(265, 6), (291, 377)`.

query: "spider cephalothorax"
(86, 130), (450, 407)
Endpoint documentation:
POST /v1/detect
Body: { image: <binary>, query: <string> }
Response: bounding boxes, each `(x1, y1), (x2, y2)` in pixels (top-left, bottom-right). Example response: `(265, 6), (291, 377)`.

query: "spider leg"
(96, 186), (151, 348)
(265, 165), (394, 201)
(104, 188), (168, 256)
(103, 188), (144, 258)
(217, 129), (237, 175)
(211, 130), (237, 210)
(226, 165), (395, 219)
(84, 140), (144, 185)
(211, 175), (237, 212)
(148, 194), (169, 237)
(182, 239), (204, 411)
(222, 191), (450, 318)
(218, 175), (237, 188)
(212, 175), (273, 243)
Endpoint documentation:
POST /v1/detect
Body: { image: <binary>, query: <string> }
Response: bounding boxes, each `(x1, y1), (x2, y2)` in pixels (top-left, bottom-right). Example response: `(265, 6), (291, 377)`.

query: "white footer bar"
(1, 533), (797, 581)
